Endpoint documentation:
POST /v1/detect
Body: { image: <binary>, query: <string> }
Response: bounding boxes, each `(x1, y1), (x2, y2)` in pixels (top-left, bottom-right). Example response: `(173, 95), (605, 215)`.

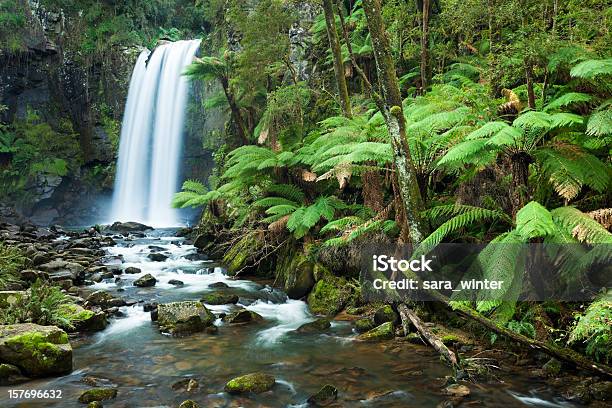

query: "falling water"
(111, 39), (201, 226)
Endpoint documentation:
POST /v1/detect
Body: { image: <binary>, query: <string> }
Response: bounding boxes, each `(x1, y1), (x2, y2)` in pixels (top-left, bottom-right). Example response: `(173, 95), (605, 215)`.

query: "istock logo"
(372, 255), (433, 273)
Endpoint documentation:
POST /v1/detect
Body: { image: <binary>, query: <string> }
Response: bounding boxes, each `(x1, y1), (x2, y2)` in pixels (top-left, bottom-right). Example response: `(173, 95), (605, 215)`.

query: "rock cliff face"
(0, 1), (140, 225)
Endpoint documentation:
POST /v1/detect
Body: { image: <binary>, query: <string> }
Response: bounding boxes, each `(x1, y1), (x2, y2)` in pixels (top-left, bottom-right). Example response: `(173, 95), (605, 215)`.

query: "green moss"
(441, 334), (460, 345)
(357, 322), (395, 342)
(307, 275), (351, 316)
(374, 305), (399, 325)
(78, 388), (118, 403)
(57, 304), (95, 322)
(354, 317), (376, 333)
(224, 372), (275, 394)
(200, 292), (239, 305)
(5, 331), (69, 373)
(569, 292), (612, 364)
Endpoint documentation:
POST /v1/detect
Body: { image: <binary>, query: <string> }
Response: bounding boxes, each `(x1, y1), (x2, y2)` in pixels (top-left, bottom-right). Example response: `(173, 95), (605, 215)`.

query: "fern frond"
(515, 201), (555, 239)
(570, 58), (612, 79)
(552, 207), (612, 244)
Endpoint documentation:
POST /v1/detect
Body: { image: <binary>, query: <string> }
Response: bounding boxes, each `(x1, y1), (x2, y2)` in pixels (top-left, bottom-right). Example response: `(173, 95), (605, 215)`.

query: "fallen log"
(398, 303), (459, 369)
(369, 269), (612, 378)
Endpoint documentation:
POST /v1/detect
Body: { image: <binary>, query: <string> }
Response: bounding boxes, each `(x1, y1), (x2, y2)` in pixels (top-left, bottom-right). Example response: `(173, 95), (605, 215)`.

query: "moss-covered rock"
(78, 387), (118, 403)
(57, 304), (107, 332)
(354, 317), (376, 333)
(0, 363), (27, 385)
(278, 252), (315, 299)
(0, 323), (72, 377)
(296, 318), (331, 334)
(201, 292), (239, 305)
(357, 322), (394, 342)
(86, 402), (103, 408)
(157, 301), (215, 335)
(222, 232), (264, 276)
(224, 372), (275, 394)
(307, 275), (351, 316)
(542, 358), (561, 376)
(307, 384), (338, 406)
(374, 305), (399, 326)
(223, 309), (263, 324)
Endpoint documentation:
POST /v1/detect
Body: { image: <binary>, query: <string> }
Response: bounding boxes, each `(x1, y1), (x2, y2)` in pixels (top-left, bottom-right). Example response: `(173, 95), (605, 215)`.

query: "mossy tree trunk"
(220, 76), (250, 145)
(362, 0), (427, 245)
(420, 0), (430, 92)
(322, 0), (352, 118)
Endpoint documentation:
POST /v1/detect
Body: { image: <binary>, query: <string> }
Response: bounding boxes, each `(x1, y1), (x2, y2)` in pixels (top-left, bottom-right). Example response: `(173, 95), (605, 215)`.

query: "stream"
(1, 229), (575, 407)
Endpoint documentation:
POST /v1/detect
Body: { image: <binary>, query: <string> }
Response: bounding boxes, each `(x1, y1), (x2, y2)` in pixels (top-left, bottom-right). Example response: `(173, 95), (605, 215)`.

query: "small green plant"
(569, 292), (612, 364)
(0, 242), (25, 289)
(0, 280), (73, 329)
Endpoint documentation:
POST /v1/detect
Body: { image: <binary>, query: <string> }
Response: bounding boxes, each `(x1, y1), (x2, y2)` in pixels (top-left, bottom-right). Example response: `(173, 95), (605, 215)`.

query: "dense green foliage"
(176, 0), (611, 360)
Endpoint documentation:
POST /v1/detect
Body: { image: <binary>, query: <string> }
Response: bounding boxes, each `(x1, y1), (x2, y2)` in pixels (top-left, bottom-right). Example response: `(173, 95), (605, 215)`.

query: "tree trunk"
(420, 0), (430, 93)
(510, 152), (531, 217)
(322, 0), (353, 118)
(525, 60), (536, 109)
(362, 0), (427, 245)
(220, 77), (249, 145)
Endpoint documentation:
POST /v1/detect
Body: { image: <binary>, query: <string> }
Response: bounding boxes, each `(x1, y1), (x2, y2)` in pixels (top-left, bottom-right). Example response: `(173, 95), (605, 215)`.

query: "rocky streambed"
(0, 223), (606, 407)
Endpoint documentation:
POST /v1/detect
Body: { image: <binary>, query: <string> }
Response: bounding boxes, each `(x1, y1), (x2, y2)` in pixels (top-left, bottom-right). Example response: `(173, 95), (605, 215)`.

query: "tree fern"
(587, 107), (612, 137)
(515, 201), (555, 239)
(544, 92), (593, 112)
(287, 196), (346, 238)
(570, 58), (612, 80)
(552, 207), (612, 244)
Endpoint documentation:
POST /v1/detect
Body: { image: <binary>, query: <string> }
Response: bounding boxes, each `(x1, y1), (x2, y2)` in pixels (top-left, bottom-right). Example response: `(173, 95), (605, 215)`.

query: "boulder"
(307, 275), (351, 316)
(307, 384), (338, 406)
(223, 309), (263, 324)
(296, 319), (331, 334)
(224, 372), (275, 394)
(87, 402), (103, 408)
(134, 273), (157, 287)
(589, 381), (612, 401)
(354, 317), (376, 333)
(148, 253), (168, 262)
(57, 304), (107, 332)
(201, 292), (239, 305)
(124, 267), (141, 274)
(0, 363), (27, 385)
(0, 324), (72, 377)
(444, 384), (471, 397)
(157, 301), (215, 335)
(279, 253), (315, 299)
(209, 282), (229, 289)
(38, 260), (85, 281)
(108, 221), (152, 233)
(86, 291), (126, 308)
(374, 305), (399, 326)
(168, 279), (184, 286)
(78, 387), (118, 403)
(357, 322), (394, 342)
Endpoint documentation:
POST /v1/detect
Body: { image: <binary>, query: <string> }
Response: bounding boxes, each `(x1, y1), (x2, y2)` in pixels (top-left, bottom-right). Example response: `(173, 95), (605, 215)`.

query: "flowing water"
(111, 40), (201, 227)
(0, 230), (575, 407)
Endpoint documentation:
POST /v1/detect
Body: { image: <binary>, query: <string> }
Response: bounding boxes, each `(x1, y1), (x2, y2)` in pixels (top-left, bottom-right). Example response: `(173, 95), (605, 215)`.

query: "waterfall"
(111, 39), (201, 227)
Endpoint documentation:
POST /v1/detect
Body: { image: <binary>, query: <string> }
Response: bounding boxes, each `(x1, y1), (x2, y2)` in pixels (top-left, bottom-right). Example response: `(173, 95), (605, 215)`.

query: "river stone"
(172, 378), (199, 392)
(0, 323), (72, 377)
(168, 279), (184, 286)
(178, 400), (199, 408)
(86, 291), (126, 308)
(124, 267), (141, 274)
(87, 402), (103, 408)
(201, 292), (239, 305)
(0, 363), (27, 385)
(157, 301), (215, 335)
(57, 304), (107, 332)
(307, 384), (338, 406)
(38, 260), (85, 280)
(354, 317), (376, 333)
(78, 387), (118, 403)
(279, 253), (315, 299)
(445, 384), (471, 397)
(307, 275), (351, 316)
(209, 282), (229, 289)
(357, 322), (395, 342)
(589, 381), (612, 401)
(224, 372), (275, 394)
(148, 253), (168, 262)
(296, 318), (331, 334)
(134, 273), (157, 287)
(223, 309), (263, 324)
(108, 221), (152, 233)
(374, 305), (399, 326)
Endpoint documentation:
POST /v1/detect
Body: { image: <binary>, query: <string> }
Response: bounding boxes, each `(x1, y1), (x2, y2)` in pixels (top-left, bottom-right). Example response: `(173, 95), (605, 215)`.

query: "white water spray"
(111, 39), (201, 226)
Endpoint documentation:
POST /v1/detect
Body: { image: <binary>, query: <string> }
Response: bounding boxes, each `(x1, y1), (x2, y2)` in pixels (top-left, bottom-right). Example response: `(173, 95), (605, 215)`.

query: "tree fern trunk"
(323, 0), (353, 118)
(220, 77), (249, 145)
(362, 0), (427, 245)
(525, 60), (536, 109)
